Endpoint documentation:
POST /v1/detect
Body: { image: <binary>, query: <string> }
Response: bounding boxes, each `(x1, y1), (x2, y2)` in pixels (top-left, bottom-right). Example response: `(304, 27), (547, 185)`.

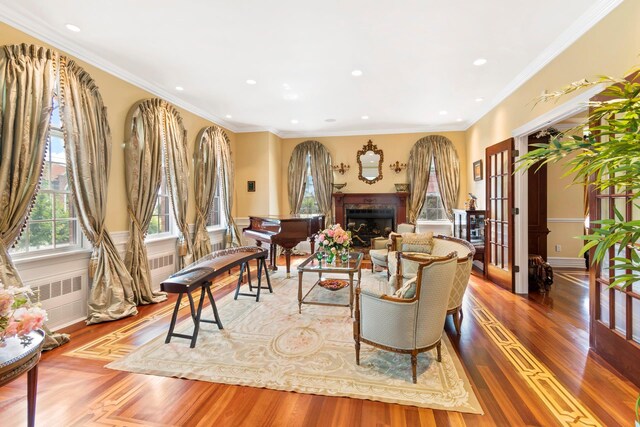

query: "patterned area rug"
(107, 269), (482, 414)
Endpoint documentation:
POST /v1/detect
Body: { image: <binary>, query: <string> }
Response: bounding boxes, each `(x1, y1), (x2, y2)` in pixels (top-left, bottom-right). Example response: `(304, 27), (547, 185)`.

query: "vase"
(340, 249), (349, 263)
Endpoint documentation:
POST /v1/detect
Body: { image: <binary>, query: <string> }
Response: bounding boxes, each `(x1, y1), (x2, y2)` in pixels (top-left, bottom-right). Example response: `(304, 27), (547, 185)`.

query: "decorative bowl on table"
(332, 183), (347, 193)
(318, 279), (349, 291)
(394, 183), (409, 192)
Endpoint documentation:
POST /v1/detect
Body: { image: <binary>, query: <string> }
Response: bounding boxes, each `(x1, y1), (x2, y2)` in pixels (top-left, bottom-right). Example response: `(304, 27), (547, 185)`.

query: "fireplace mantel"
(333, 192), (409, 227)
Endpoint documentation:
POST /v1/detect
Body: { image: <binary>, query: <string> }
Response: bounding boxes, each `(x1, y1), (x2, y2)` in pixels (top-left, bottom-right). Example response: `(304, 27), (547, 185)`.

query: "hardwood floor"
(0, 261), (637, 426)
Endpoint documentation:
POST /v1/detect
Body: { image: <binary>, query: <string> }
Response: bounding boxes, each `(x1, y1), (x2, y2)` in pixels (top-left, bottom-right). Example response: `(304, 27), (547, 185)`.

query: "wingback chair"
(354, 252), (458, 383)
(369, 223), (415, 274)
(388, 234), (475, 335)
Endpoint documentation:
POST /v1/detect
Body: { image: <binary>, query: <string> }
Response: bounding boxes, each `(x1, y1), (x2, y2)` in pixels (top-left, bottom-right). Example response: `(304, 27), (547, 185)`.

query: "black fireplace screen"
(345, 207), (395, 247)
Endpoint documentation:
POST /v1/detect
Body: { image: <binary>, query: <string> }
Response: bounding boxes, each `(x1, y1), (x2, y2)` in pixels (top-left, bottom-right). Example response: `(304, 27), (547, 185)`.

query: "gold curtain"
(162, 103), (193, 268)
(0, 44), (70, 349)
(192, 126), (219, 260)
(215, 129), (241, 247)
(431, 137), (460, 221)
(408, 135), (460, 222)
(407, 138), (434, 223)
(123, 100), (167, 304)
(308, 141), (334, 225)
(287, 143), (308, 214)
(60, 58), (138, 324)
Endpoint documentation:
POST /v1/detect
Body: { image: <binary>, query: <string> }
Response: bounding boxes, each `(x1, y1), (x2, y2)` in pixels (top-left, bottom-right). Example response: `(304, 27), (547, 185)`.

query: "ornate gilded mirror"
(357, 139), (383, 184)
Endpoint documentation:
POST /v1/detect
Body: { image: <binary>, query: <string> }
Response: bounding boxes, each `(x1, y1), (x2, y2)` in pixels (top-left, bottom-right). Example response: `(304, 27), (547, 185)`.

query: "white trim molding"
(548, 257), (587, 269)
(548, 218), (585, 223)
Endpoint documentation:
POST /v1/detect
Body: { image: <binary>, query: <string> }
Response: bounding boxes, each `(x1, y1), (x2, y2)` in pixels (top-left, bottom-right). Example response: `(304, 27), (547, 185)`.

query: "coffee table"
(297, 252), (363, 316)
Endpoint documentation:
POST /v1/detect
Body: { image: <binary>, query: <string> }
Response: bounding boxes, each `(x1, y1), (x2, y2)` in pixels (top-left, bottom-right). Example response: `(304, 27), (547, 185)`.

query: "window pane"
(148, 216), (160, 235)
(55, 220), (74, 247)
(55, 194), (75, 219)
(31, 193), (54, 220)
(29, 222), (53, 250)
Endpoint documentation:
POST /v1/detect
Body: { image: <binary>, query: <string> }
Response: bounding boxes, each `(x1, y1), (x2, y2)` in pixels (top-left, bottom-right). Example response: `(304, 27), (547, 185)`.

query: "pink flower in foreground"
(0, 291), (13, 316)
(327, 229), (335, 237)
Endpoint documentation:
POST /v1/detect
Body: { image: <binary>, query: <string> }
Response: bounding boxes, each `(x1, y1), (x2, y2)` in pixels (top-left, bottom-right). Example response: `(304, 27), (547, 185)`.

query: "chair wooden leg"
(411, 351), (418, 384)
(436, 341), (442, 362)
(453, 309), (462, 335)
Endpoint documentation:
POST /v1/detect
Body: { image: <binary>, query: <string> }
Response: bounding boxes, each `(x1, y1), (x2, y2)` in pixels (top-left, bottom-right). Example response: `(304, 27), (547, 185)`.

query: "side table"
(0, 329), (45, 427)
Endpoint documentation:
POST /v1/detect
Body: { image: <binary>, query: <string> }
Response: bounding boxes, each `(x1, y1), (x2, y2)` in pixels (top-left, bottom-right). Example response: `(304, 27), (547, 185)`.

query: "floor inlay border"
(467, 294), (601, 427)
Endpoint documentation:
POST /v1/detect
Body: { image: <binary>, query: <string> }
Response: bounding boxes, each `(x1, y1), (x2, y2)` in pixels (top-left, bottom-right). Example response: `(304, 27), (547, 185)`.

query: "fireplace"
(333, 192), (409, 248)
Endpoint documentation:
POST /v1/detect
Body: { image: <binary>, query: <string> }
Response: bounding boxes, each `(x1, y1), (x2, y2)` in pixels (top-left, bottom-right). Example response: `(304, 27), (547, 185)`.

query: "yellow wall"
(547, 153), (585, 257)
(268, 133), (282, 215)
(0, 22), (236, 233)
(466, 0), (640, 206)
(278, 132), (468, 215)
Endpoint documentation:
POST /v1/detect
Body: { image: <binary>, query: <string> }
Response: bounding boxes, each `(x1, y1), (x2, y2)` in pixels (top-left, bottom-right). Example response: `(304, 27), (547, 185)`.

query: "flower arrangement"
(0, 284), (47, 344)
(315, 223), (352, 263)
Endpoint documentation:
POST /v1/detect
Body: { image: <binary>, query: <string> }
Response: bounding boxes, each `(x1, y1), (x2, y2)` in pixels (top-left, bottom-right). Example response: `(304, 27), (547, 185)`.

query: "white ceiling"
(0, 0), (622, 137)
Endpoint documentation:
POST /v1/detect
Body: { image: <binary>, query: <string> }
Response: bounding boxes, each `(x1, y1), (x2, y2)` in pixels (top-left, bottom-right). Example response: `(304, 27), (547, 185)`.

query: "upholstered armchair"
(354, 253), (458, 383)
(369, 223), (415, 274)
(389, 235), (475, 335)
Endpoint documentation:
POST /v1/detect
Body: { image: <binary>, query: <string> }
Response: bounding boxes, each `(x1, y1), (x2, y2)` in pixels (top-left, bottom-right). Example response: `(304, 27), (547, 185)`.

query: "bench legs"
(165, 284), (223, 348)
(234, 257), (273, 302)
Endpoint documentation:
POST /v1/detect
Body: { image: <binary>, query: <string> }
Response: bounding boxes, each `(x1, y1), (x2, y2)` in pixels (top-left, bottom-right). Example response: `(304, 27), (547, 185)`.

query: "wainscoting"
(14, 225), (226, 330)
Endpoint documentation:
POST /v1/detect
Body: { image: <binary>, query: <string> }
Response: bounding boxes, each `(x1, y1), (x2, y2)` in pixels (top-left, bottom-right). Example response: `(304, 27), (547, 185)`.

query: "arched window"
(418, 159), (448, 221)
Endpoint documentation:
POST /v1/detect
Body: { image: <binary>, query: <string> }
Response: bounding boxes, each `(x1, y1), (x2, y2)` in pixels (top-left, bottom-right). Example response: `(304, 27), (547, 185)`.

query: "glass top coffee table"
(297, 252), (363, 317)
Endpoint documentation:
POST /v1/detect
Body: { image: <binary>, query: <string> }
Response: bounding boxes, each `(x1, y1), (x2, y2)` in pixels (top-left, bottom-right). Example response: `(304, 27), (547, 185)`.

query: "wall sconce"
(332, 162), (350, 175)
(389, 161), (407, 173)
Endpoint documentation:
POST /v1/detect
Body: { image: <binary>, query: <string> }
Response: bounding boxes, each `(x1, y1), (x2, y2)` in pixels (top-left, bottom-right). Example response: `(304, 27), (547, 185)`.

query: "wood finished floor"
(0, 260), (638, 426)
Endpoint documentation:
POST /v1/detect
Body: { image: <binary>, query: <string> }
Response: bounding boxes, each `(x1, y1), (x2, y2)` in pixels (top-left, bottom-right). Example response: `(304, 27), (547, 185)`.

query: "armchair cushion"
(388, 252), (438, 289)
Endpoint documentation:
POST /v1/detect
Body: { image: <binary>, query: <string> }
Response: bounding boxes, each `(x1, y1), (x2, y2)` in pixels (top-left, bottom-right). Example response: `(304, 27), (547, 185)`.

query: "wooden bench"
(160, 246), (271, 347)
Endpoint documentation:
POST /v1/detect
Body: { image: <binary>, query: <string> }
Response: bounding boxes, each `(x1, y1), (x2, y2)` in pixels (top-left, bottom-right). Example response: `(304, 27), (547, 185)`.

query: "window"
(207, 176), (222, 227)
(11, 98), (82, 254)
(299, 154), (320, 214)
(147, 166), (172, 236)
(418, 159), (448, 221)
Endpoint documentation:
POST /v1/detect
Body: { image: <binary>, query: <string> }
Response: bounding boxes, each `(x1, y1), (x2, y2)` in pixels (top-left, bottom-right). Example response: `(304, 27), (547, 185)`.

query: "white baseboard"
(548, 257), (586, 269)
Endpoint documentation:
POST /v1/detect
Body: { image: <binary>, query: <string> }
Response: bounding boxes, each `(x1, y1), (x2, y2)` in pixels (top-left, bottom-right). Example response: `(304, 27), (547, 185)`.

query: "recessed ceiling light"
(473, 58), (487, 66)
(439, 110), (448, 115)
(325, 118), (336, 123)
(175, 86), (184, 91)
(246, 79), (257, 85)
(456, 118), (463, 122)
(225, 114), (232, 119)
(475, 97), (484, 102)
(361, 115), (369, 120)
(291, 119), (298, 124)
(351, 70), (363, 77)
(65, 23), (81, 32)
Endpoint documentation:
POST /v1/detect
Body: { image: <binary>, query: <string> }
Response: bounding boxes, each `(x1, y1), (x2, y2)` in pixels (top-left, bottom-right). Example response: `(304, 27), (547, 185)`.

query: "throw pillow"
(393, 277), (418, 299)
(400, 232), (434, 253)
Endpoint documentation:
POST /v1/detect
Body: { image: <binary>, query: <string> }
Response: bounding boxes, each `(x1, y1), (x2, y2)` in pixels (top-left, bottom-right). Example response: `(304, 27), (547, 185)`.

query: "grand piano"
(243, 214), (325, 277)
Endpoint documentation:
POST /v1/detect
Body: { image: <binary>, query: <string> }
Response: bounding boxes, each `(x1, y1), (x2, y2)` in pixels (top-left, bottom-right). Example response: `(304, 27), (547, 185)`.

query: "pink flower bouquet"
(315, 224), (352, 261)
(0, 285), (47, 344)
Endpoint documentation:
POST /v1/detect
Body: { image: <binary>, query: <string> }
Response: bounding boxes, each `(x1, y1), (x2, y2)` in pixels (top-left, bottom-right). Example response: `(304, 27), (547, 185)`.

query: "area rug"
(107, 269), (483, 414)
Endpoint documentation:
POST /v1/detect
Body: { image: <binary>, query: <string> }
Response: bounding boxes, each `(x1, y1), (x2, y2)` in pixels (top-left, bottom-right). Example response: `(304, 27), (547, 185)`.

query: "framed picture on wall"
(247, 181), (256, 192)
(473, 160), (483, 181)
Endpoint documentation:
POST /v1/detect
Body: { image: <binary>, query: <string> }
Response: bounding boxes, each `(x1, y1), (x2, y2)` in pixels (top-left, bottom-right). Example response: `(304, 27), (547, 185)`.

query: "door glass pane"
(503, 177), (508, 198)
(496, 244), (502, 266)
(600, 251), (610, 280)
(491, 155), (496, 176)
(490, 244), (495, 265)
(614, 197), (627, 221)
(632, 297), (640, 344)
(496, 176), (502, 198)
(496, 153), (502, 175)
(599, 198), (609, 220)
(599, 285), (610, 326)
(503, 201), (508, 222)
(503, 241), (509, 268)
(496, 199), (502, 221)
(503, 151), (509, 176)
(496, 222), (502, 244)
(614, 290), (626, 335)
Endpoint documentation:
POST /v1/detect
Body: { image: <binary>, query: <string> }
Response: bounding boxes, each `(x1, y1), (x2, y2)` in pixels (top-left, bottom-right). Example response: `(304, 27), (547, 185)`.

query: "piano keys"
(243, 214), (325, 277)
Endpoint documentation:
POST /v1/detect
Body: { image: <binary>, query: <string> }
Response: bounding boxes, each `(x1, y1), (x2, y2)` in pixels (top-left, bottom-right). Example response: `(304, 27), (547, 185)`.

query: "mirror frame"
(357, 139), (384, 184)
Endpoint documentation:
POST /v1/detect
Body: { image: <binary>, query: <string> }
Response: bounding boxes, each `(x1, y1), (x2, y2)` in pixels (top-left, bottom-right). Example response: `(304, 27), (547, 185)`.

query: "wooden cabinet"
(453, 209), (485, 268)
